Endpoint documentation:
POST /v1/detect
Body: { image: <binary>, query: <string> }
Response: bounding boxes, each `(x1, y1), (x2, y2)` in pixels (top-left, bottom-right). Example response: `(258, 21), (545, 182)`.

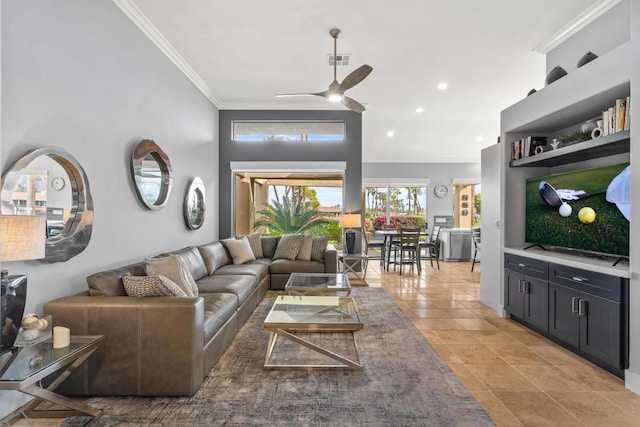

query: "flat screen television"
(525, 162), (630, 258)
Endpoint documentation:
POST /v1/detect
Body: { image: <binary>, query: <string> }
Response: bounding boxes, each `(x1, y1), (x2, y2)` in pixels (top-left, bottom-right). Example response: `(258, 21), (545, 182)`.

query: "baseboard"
(624, 369), (640, 394)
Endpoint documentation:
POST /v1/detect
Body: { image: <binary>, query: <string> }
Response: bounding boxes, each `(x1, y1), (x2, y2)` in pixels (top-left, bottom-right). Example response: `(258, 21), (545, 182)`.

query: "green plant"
(253, 196), (333, 235)
(309, 219), (342, 244)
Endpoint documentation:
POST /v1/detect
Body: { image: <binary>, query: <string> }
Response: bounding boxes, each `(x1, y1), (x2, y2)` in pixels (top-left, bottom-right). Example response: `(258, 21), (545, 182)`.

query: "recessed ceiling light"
(476, 135), (484, 142)
(415, 107), (424, 113)
(387, 131), (394, 137)
(437, 82), (448, 90)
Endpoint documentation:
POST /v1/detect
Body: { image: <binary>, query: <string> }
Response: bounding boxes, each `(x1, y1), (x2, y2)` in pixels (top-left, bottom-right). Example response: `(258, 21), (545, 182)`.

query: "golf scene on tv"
(525, 162), (630, 258)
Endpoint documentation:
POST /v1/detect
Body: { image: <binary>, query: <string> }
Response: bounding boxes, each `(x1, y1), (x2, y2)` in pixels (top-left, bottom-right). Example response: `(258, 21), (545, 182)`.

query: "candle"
(53, 326), (70, 349)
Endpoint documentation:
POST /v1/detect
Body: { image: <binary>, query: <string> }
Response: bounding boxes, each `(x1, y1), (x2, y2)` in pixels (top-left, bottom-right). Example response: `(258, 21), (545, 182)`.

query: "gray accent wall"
(219, 110), (362, 238)
(1, 1), (218, 311)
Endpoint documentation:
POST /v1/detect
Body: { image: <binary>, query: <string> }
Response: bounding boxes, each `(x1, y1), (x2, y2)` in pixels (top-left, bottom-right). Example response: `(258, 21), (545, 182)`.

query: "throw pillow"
(273, 233), (304, 260)
(145, 254), (199, 297)
(242, 233), (263, 258)
(225, 236), (257, 265)
(296, 234), (314, 261)
(122, 275), (188, 297)
(311, 236), (329, 262)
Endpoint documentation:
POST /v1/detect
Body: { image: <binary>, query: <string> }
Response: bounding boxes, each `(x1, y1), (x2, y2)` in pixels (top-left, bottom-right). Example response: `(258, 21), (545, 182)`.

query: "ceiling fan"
(276, 28), (373, 113)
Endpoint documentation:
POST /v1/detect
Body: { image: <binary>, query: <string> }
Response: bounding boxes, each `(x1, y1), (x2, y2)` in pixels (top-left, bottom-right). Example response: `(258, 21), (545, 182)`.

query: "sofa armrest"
(324, 244), (338, 273)
(44, 296), (205, 396)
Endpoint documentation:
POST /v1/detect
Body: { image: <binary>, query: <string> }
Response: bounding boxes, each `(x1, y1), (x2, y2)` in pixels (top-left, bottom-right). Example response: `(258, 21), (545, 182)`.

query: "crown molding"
(112, 0), (222, 107)
(533, 0), (622, 54)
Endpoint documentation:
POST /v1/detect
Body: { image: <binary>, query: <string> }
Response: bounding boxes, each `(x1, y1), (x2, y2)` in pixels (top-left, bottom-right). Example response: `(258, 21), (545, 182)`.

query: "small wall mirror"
(1, 147), (94, 263)
(184, 177), (205, 230)
(131, 139), (172, 210)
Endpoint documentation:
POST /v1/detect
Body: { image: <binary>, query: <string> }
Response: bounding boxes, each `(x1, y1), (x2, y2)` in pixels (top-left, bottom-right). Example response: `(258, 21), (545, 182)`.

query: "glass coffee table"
(0, 335), (104, 426)
(284, 272), (351, 296)
(264, 295), (363, 370)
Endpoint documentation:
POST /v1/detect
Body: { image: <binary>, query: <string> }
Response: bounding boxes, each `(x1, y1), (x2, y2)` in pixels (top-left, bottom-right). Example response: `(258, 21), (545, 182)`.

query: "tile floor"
(10, 259), (640, 427)
(365, 258), (640, 427)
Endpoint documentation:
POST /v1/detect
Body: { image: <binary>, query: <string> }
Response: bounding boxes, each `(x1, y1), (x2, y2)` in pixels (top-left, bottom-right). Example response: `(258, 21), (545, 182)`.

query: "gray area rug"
(63, 288), (493, 426)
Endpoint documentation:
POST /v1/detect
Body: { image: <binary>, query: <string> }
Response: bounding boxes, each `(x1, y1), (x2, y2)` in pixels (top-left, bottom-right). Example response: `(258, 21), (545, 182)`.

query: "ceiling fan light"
(327, 93), (343, 103)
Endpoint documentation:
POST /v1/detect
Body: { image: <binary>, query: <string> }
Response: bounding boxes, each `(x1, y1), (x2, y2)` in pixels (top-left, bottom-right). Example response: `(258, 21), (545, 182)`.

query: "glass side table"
(0, 335), (104, 426)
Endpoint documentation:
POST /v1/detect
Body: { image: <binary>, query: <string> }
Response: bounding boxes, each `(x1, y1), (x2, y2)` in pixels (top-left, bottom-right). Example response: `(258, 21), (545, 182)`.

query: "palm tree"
(253, 196), (333, 234)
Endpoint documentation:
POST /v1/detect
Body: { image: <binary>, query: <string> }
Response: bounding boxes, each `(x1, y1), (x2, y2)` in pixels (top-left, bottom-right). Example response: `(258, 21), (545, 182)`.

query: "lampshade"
(0, 215), (46, 261)
(341, 213), (362, 229)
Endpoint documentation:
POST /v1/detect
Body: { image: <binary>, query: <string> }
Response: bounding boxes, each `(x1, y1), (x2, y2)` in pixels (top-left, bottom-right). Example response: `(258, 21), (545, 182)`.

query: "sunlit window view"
(234, 172), (344, 245)
(453, 184), (481, 227)
(363, 185), (427, 230)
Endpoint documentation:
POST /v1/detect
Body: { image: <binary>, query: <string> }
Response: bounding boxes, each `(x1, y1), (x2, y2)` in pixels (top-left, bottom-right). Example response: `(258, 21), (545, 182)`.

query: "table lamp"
(1, 215), (46, 353)
(341, 213), (361, 255)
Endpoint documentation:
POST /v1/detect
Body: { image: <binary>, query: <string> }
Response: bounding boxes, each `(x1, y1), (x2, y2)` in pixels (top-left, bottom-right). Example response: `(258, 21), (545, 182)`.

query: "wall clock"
(51, 176), (65, 191)
(434, 184), (449, 198)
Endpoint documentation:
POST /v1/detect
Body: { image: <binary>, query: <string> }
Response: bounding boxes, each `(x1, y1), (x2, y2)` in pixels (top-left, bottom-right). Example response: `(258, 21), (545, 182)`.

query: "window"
(232, 121), (345, 142)
(363, 185), (426, 230)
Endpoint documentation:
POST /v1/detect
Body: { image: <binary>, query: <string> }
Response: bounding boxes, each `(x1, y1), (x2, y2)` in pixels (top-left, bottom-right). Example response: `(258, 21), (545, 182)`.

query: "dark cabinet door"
(523, 276), (548, 331)
(505, 269), (524, 318)
(548, 283), (580, 348)
(579, 292), (621, 368)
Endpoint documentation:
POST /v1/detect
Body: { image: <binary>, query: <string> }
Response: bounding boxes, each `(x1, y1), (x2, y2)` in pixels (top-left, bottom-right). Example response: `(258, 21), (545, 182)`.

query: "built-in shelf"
(510, 130), (630, 167)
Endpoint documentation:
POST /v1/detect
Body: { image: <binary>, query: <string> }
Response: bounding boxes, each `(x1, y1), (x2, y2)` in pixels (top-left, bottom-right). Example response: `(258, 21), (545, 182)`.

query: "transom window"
(232, 121), (345, 142)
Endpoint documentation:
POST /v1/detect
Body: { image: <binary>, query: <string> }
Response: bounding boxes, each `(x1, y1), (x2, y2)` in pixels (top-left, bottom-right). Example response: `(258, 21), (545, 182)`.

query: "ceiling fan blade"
(342, 96), (366, 113)
(338, 64), (373, 92)
(275, 93), (322, 98)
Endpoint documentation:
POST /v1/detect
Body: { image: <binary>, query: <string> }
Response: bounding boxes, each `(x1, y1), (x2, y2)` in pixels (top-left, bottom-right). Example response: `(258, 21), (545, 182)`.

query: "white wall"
(1, 0), (218, 415)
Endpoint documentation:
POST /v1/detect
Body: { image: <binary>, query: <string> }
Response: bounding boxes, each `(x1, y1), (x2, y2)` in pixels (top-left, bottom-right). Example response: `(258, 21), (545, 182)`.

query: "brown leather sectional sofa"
(43, 236), (337, 397)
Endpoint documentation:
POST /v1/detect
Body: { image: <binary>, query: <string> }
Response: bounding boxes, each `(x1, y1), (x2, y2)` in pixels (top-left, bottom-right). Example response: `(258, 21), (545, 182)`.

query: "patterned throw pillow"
(242, 233), (263, 258)
(273, 234), (304, 260)
(296, 234), (314, 261)
(122, 275), (188, 297)
(145, 254), (199, 297)
(311, 236), (329, 262)
(225, 236), (257, 265)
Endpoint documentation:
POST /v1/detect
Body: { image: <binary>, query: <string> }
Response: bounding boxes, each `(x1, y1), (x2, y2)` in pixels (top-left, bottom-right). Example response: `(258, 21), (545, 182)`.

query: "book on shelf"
(601, 98), (630, 136)
(510, 136), (548, 160)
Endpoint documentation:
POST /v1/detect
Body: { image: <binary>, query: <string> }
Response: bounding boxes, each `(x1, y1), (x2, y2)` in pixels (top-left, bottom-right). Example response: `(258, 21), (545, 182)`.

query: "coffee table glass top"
(0, 336), (104, 382)
(264, 296), (362, 328)
(284, 273), (350, 292)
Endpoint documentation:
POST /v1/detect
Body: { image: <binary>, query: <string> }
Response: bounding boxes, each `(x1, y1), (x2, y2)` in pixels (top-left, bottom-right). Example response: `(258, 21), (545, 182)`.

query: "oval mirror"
(184, 177), (206, 230)
(131, 139), (172, 210)
(1, 147), (93, 263)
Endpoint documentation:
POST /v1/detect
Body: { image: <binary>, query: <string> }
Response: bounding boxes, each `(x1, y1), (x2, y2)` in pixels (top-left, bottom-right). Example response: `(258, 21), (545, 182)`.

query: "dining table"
(374, 229), (429, 273)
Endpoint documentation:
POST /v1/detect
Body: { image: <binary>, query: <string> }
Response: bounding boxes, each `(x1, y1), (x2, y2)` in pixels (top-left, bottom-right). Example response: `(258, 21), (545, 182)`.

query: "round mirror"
(131, 139), (172, 210)
(184, 177), (205, 230)
(1, 147), (94, 263)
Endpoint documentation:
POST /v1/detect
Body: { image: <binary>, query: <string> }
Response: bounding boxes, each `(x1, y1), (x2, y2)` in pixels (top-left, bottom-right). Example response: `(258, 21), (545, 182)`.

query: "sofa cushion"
(145, 255), (199, 297)
(311, 236), (329, 262)
(169, 247), (208, 281)
(201, 293), (237, 344)
(273, 234), (304, 260)
(269, 259), (326, 274)
(122, 275), (188, 297)
(214, 262), (269, 282)
(197, 242), (231, 275)
(225, 237), (256, 265)
(261, 236), (279, 258)
(197, 274), (257, 307)
(86, 262), (147, 296)
(296, 234), (314, 261)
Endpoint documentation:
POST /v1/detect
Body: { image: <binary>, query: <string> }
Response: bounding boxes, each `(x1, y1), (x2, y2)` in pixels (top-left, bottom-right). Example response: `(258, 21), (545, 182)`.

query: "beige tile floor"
(365, 258), (640, 427)
(10, 259), (640, 426)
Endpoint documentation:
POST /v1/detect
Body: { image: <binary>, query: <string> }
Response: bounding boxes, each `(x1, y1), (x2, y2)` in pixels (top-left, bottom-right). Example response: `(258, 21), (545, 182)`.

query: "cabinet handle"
(518, 280), (524, 293)
(572, 276), (588, 283)
(578, 299), (588, 316)
(523, 281), (530, 294)
(571, 297), (579, 314)
(518, 263), (527, 268)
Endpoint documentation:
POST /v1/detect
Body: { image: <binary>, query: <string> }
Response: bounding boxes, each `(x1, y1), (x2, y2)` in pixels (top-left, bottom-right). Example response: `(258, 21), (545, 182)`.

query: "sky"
(268, 186), (343, 207)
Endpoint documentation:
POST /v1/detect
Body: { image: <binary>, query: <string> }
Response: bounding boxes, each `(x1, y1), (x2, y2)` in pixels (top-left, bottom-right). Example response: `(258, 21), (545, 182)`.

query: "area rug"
(63, 288), (493, 426)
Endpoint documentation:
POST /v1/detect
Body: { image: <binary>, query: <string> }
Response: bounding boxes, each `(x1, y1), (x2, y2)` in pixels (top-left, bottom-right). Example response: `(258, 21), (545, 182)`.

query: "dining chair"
(419, 225), (441, 270)
(394, 226), (421, 275)
(471, 227), (481, 272)
(364, 229), (386, 266)
(380, 223), (399, 271)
